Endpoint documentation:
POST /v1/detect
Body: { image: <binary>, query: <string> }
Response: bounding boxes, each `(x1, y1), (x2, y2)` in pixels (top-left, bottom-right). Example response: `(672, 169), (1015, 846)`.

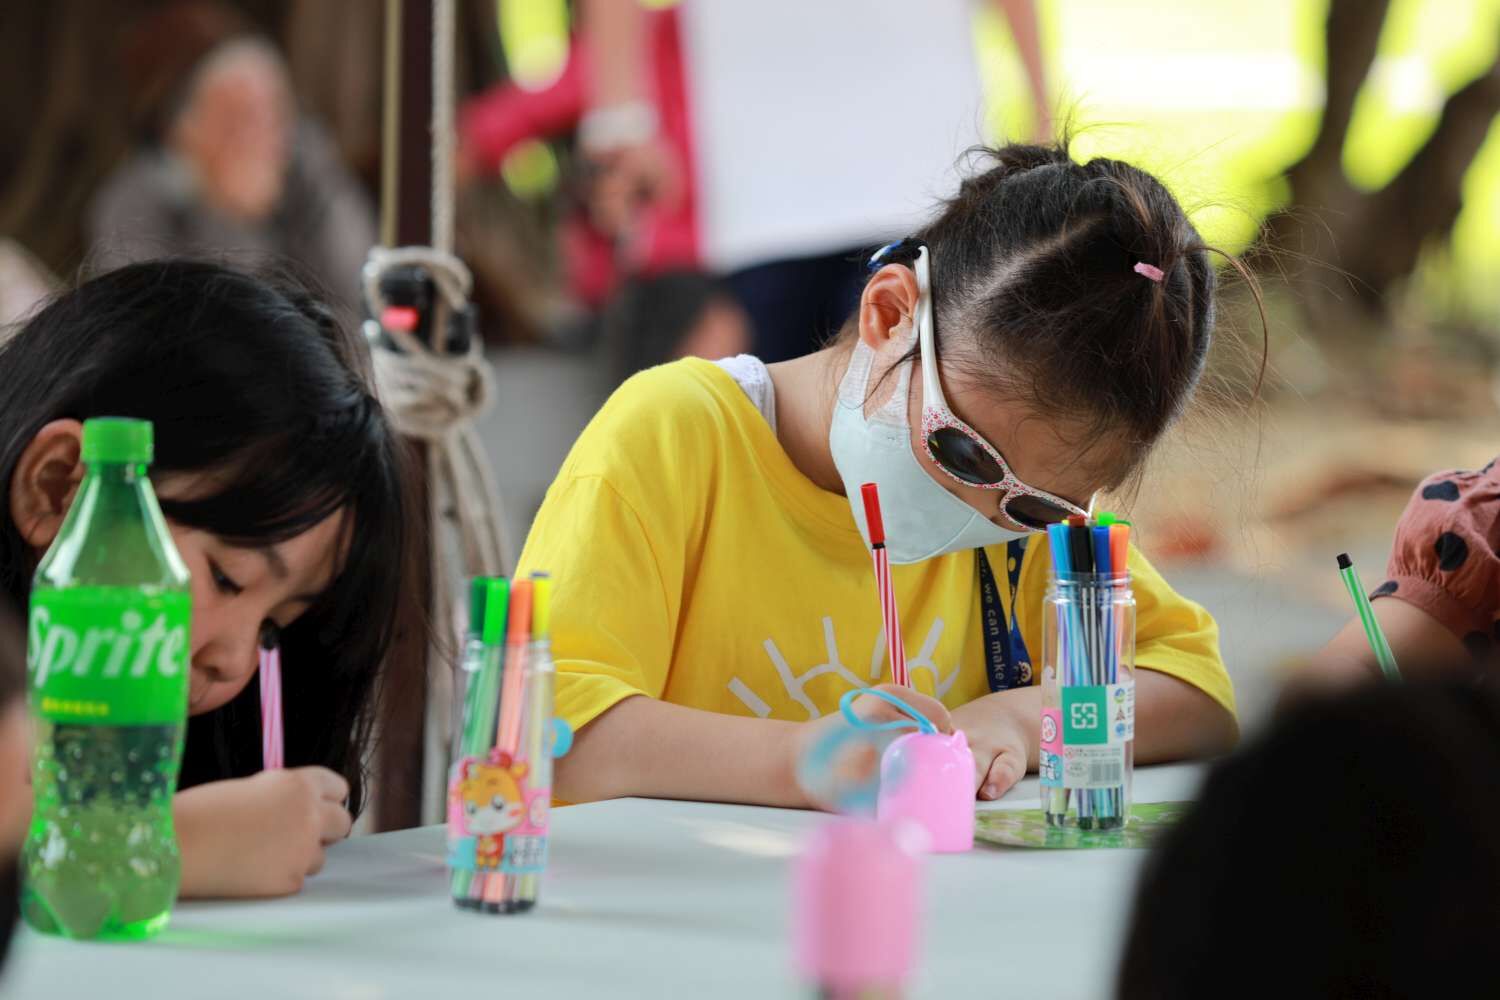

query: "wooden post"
(394, 0), (434, 249)
(373, 0), (437, 833)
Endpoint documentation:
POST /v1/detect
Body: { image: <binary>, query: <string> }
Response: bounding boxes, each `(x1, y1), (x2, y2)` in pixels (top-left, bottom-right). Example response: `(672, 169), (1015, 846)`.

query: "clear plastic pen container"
(447, 632), (553, 914)
(1040, 572), (1135, 830)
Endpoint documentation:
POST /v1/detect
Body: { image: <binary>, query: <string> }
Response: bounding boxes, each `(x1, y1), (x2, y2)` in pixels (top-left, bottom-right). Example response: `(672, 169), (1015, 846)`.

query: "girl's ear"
(856, 264), (922, 353)
(8, 419), (85, 553)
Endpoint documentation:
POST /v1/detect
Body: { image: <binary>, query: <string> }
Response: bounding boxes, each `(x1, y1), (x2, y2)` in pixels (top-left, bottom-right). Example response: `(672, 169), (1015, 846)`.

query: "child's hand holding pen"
(174, 766), (354, 898)
(951, 691), (1033, 802)
(795, 684), (953, 812)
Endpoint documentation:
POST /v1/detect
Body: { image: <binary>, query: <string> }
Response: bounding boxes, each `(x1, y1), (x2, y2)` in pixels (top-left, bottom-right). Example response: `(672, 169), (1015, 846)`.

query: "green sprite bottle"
(22, 418), (192, 940)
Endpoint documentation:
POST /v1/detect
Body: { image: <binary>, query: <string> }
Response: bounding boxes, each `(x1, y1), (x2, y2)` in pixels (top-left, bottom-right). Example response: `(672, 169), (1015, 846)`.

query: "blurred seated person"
(1118, 670), (1500, 999)
(464, 0), (1049, 367)
(89, 1), (375, 313)
(460, 4), (750, 374)
(1284, 457), (1499, 707)
(570, 0), (1050, 364)
(604, 270), (750, 382)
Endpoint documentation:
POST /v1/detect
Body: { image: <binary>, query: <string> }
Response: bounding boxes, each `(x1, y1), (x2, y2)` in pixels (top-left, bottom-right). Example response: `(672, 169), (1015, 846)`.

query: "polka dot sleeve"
(1373, 457), (1500, 656)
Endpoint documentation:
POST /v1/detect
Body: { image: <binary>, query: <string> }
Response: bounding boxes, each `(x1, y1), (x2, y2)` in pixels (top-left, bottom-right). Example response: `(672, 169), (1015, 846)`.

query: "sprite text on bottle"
(29, 590), (190, 724)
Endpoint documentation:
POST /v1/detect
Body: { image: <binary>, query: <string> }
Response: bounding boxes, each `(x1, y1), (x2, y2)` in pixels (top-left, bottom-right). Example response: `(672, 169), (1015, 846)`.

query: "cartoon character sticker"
(447, 752), (529, 872)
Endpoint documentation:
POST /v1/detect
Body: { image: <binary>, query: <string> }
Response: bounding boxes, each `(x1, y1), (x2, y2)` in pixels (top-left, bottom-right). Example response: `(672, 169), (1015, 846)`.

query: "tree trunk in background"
(1340, 58), (1500, 303)
(1257, 0), (1500, 323)
(1285, 0), (1389, 202)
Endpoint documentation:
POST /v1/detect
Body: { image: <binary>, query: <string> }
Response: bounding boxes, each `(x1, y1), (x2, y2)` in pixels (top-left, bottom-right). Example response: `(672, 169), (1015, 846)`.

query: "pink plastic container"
(793, 819), (919, 994)
(877, 730), (975, 853)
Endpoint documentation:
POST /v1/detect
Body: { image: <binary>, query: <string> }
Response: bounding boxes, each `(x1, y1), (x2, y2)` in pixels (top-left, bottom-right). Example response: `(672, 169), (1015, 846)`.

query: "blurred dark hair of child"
(604, 270), (750, 383)
(1118, 669), (1500, 1000)
(0, 599), (28, 969)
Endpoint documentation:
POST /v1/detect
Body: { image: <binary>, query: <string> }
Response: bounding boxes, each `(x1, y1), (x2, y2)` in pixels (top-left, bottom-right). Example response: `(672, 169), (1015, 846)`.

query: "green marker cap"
(81, 417), (153, 464)
(468, 577), (490, 638)
(1096, 512), (1117, 526)
(482, 577), (510, 646)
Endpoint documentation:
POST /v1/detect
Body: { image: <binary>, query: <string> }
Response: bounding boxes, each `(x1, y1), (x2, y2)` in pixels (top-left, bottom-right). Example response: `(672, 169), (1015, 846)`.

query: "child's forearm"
(1324, 599), (1468, 681)
(1283, 600), (1469, 710)
(174, 783), (228, 897)
(555, 695), (809, 807)
(1134, 668), (1238, 761)
(983, 669), (1238, 771)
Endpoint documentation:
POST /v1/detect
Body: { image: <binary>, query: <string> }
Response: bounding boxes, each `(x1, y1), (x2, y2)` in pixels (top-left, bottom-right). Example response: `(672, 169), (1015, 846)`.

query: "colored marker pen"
(504, 573), (560, 913)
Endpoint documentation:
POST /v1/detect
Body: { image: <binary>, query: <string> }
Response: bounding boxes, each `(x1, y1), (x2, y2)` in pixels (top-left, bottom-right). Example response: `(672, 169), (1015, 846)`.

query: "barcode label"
(500, 835), (548, 875)
(1088, 763), (1124, 786)
(1063, 745), (1127, 790)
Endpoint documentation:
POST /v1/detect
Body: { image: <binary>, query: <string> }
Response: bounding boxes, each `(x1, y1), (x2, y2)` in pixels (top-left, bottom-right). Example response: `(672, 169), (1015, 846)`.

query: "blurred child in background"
(1119, 671), (1500, 999)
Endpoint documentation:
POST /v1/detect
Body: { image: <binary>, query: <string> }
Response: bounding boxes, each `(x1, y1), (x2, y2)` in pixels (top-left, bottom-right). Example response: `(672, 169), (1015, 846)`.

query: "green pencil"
(1336, 553), (1401, 681)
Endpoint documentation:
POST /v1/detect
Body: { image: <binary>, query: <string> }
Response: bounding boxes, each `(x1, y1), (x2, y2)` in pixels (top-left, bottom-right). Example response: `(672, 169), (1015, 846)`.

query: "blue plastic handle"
(838, 687), (937, 735)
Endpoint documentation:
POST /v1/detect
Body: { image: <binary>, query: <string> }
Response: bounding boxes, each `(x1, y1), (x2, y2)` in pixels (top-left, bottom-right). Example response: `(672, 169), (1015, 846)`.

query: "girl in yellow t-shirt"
(520, 141), (1258, 807)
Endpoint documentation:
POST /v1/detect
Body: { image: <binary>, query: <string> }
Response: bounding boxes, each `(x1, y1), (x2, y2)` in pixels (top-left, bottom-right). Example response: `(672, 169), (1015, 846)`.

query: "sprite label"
(28, 588), (191, 726)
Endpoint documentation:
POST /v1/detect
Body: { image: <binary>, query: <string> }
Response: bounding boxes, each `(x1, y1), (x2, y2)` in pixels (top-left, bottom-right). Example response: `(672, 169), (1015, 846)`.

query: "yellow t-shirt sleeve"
(1124, 548), (1236, 716)
(516, 474), (678, 734)
(1015, 541), (1236, 717)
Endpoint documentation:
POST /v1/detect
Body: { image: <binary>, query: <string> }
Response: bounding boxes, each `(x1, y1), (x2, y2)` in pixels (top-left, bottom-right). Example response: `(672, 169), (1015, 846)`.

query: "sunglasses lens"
(1004, 494), (1075, 530)
(926, 428), (1005, 486)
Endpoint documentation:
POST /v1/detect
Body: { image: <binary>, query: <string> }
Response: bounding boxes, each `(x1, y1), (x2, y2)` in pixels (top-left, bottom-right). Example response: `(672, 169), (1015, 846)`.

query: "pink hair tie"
(1133, 262), (1165, 283)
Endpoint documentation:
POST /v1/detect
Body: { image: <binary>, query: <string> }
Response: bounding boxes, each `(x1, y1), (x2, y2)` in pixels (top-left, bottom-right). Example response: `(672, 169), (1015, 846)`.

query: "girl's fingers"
(318, 800), (353, 845)
(867, 685), (954, 733)
(304, 766), (351, 804)
(929, 704), (956, 734)
(980, 747), (1026, 801)
(305, 844), (329, 876)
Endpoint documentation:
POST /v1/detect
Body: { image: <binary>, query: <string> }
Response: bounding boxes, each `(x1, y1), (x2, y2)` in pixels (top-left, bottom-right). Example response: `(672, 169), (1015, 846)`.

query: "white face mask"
(828, 338), (1027, 563)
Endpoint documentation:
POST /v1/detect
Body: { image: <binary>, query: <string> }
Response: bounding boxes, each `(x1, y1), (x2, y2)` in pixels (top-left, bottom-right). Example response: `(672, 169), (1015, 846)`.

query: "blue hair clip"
(866, 237), (926, 273)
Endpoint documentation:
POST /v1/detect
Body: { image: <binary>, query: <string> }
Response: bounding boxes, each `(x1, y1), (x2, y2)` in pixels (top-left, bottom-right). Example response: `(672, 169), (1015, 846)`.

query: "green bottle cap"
(81, 418), (153, 464)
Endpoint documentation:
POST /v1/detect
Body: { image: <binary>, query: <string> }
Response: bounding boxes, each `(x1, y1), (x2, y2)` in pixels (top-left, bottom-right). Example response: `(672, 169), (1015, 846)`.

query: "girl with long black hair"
(1, 259), (416, 896)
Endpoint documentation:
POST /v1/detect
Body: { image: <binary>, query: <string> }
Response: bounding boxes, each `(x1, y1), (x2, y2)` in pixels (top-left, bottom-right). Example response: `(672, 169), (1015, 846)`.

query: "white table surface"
(4, 765), (1207, 999)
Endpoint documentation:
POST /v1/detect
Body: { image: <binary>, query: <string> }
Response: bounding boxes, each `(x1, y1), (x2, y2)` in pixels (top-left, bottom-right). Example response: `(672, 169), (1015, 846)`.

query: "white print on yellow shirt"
(726, 615), (961, 720)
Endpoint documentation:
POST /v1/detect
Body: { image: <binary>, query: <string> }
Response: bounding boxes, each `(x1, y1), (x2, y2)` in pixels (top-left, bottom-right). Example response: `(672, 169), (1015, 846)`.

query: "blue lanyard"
(977, 539), (1033, 692)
